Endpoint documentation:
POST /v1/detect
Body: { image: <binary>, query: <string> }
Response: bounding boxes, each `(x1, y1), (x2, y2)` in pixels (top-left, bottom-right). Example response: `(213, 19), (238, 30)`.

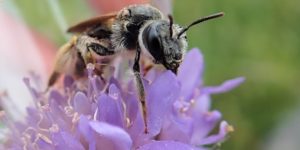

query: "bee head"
(140, 19), (187, 74)
(140, 12), (224, 74)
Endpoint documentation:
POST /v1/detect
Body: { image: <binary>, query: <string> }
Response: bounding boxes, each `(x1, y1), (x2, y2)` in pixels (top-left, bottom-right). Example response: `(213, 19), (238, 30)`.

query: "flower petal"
(73, 92), (92, 115)
(191, 94), (211, 113)
(202, 77), (245, 94)
(178, 48), (204, 100)
(123, 93), (145, 142)
(78, 115), (96, 149)
(145, 68), (164, 83)
(49, 90), (67, 106)
(25, 107), (40, 126)
(89, 121), (133, 150)
(159, 115), (192, 143)
(35, 137), (54, 150)
(147, 71), (180, 136)
(190, 111), (222, 145)
(199, 121), (234, 145)
(52, 131), (85, 150)
(137, 140), (201, 150)
(48, 99), (70, 131)
(97, 86), (124, 127)
(108, 83), (122, 100)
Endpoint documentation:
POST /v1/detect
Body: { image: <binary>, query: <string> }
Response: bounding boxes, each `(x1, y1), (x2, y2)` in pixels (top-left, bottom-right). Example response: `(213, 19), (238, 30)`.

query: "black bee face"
(141, 20), (187, 74)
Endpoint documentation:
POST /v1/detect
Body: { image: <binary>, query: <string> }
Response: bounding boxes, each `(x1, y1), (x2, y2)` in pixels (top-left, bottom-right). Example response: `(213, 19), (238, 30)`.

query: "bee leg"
(76, 35), (114, 63)
(85, 42), (114, 80)
(133, 46), (148, 133)
(46, 36), (78, 91)
(87, 42), (114, 56)
(75, 52), (86, 77)
(47, 71), (61, 90)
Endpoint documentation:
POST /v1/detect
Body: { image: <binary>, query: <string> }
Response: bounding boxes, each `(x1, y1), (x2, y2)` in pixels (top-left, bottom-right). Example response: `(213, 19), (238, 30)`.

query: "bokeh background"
(1, 0), (299, 150)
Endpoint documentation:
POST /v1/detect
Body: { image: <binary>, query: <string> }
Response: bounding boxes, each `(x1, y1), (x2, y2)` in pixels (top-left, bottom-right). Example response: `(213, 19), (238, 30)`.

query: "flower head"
(1, 48), (244, 150)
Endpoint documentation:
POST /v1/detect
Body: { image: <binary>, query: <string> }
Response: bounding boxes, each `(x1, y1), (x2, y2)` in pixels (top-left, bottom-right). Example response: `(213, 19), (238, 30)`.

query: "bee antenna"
(168, 15), (174, 37)
(177, 12), (224, 39)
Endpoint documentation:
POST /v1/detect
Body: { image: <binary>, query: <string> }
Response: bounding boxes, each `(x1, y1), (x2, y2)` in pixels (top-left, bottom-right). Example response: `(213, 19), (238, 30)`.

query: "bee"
(48, 4), (223, 132)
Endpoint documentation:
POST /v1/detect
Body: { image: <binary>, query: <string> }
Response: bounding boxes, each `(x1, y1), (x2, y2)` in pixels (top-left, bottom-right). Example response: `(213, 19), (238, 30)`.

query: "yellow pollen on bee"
(70, 36), (78, 45)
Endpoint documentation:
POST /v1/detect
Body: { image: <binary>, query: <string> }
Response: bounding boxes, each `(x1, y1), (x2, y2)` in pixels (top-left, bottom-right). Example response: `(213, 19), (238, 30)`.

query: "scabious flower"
(0, 48), (244, 150)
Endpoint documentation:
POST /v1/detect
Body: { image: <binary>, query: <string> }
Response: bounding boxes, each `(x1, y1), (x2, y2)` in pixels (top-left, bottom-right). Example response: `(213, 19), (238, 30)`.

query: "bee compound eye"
(142, 25), (164, 61)
(149, 36), (160, 51)
(144, 28), (161, 50)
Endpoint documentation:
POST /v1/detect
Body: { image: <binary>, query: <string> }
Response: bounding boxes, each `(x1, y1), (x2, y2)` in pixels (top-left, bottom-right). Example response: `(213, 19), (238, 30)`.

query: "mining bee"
(48, 4), (223, 132)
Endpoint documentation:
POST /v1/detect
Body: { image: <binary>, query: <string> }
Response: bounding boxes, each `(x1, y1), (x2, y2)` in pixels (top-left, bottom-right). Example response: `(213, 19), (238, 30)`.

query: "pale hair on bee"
(48, 4), (224, 133)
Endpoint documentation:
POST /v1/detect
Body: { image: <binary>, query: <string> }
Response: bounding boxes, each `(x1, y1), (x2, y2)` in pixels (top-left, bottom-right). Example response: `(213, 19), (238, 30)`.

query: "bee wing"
(67, 13), (117, 33)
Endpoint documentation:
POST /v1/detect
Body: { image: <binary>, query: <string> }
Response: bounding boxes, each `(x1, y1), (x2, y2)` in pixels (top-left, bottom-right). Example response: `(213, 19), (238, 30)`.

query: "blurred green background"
(7, 0), (300, 149)
(174, 0), (300, 150)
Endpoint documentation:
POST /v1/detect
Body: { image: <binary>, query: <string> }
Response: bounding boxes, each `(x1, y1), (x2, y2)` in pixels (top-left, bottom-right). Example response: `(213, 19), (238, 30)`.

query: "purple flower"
(0, 48), (244, 150)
